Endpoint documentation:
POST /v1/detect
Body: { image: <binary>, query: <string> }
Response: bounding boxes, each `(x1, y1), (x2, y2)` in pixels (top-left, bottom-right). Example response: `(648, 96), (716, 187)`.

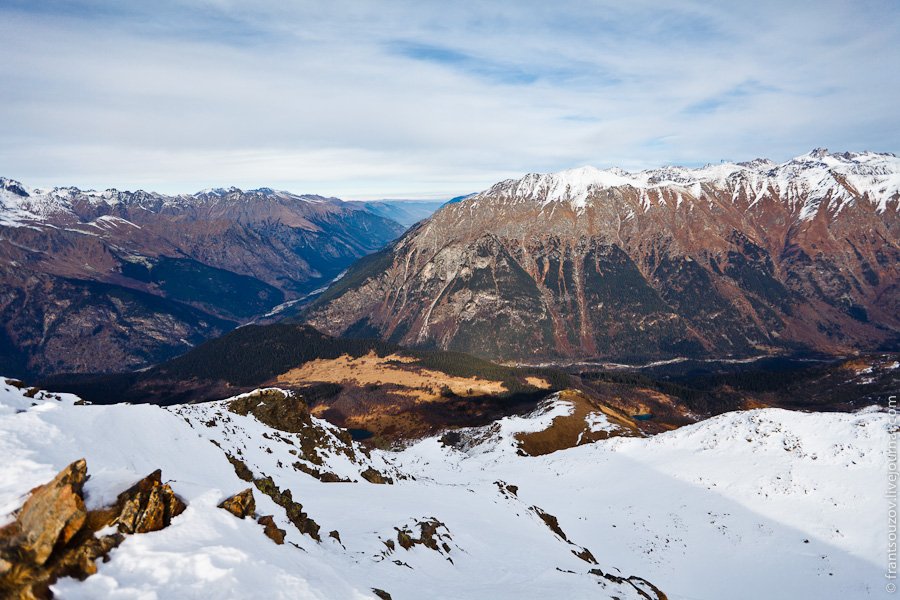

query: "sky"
(1, 0), (899, 199)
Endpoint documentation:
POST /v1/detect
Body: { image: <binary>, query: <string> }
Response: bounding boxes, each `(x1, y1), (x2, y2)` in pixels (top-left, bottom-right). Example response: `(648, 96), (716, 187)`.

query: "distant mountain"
(352, 199), (447, 227)
(0, 180), (405, 376)
(305, 149), (900, 362)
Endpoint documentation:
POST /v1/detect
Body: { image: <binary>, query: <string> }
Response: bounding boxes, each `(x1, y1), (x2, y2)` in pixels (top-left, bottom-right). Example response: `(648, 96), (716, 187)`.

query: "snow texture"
(0, 379), (891, 599)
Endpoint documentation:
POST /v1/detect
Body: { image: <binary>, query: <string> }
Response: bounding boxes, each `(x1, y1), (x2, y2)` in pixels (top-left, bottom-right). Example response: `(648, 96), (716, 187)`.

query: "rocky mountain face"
(0, 180), (405, 376)
(305, 149), (900, 362)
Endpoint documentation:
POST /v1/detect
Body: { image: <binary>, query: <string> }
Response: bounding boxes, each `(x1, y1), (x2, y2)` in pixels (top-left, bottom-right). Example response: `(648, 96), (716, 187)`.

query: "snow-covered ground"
(0, 379), (892, 599)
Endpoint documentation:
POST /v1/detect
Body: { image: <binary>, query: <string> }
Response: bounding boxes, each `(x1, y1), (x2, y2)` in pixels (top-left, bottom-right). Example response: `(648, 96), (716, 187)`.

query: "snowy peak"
(0, 178), (348, 228)
(477, 149), (900, 216)
(0, 177), (29, 197)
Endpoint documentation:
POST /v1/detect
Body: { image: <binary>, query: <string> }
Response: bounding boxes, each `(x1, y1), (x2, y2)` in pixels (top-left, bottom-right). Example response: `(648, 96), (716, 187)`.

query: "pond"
(348, 428), (374, 441)
(631, 414), (654, 421)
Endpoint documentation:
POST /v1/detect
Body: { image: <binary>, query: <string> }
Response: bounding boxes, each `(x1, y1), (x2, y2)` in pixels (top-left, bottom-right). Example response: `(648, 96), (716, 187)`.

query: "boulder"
(219, 489), (256, 519)
(0, 461), (186, 600)
(257, 515), (286, 545)
(1, 459), (88, 566)
(114, 469), (187, 534)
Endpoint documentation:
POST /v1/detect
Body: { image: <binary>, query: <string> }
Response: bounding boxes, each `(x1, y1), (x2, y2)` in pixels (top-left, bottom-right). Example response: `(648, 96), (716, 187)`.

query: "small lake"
(348, 428), (374, 441)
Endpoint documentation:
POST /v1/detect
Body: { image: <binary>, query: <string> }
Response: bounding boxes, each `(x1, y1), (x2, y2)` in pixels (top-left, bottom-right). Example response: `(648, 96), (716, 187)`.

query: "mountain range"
(0, 180), (421, 376)
(305, 149), (900, 363)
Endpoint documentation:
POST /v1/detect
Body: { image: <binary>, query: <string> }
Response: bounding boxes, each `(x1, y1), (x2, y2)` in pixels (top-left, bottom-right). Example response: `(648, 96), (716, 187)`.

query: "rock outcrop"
(218, 489), (256, 519)
(0, 460), (185, 600)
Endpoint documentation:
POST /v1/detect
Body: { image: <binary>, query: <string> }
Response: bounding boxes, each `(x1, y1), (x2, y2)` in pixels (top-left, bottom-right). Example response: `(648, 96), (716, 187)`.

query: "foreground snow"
(0, 380), (891, 599)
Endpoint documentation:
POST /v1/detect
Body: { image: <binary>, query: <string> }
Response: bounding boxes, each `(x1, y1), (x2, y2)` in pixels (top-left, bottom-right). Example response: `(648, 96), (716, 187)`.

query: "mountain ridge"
(0, 179), (407, 376)
(305, 149), (900, 363)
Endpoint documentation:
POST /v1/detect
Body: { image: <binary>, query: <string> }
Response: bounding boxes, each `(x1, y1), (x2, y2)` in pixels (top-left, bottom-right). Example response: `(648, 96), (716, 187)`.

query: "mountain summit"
(305, 150), (900, 362)
(0, 181), (406, 376)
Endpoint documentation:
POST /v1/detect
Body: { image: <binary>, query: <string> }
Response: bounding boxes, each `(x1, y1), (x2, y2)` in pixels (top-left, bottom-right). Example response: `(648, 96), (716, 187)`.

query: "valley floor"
(0, 380), (891, 599)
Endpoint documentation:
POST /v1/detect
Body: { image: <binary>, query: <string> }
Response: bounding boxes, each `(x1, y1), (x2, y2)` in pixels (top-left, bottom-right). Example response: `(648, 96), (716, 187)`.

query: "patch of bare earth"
(515, 390), (641, 456)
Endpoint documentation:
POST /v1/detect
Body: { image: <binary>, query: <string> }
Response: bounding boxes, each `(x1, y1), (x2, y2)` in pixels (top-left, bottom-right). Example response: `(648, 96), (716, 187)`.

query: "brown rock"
(360, 468), (392, 485)
(218, 489), (256, 519)
(114, 470), (187, 534)
(1, 459), (88, 566)
(0, 462), (187, 600)
(256, 515), (286, 545)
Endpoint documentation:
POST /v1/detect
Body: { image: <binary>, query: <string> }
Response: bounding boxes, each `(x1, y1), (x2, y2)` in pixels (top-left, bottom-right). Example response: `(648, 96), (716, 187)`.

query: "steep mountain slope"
(0, 378), (889, 599)
(305, 149), (900, 362)
(0, 179), (405, 376)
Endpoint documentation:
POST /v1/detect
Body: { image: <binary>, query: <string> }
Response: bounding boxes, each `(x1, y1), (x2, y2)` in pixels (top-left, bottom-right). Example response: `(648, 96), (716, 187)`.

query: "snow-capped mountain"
(306, 149), (900, 362)
(478, 149), (900, 215)
(0, 180), (406, 377)
(0, 377), (890, 599)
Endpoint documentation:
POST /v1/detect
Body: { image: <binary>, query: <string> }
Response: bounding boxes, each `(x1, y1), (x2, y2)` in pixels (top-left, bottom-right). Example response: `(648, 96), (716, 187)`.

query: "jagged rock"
(229, 390), (358, 468)
(0, 461), (186, 600)
(256, 516), (286, 545)
(371, 588), (393, 600)
(253, 476), (321, 541)
(328, 530), (342, 543)
(228, 389), (313, 433)
(572, 547), (597, 564)
(293, 461), (350, 483)
(360, 467), (392, 485)
(219, 489), (256, 519)
(114, 469), (187, 534)
(532, 506), (569, 541)
(391, 518), (453, 559)
(589, 568), (669, 600)
(226, 454), (254, 482)
(1, 459), (88, 566)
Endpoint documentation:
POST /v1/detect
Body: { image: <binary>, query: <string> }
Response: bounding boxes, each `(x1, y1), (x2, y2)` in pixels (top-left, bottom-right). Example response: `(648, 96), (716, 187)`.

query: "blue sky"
(1, 0), (898, 198)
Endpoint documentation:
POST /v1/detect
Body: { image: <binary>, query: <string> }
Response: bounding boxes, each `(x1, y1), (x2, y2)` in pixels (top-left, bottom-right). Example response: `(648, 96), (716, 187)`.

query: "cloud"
(0, 0), (898, 198)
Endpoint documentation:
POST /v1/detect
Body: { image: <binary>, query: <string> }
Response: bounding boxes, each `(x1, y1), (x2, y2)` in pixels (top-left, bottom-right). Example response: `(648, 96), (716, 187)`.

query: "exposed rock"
(360, 467), (393, 485)
(292, 461), (351, 483)
(228, 389), (313, 433)
(589, 568), (669, 600)
(218, 489), (256, 519)
(572, 547), (598, 565)
(228, 389), (358, 469)
(256, 516), (286, 545)
(532, 506), (569, 542)
(371, 588), (393, 600)
(226, 454), (254, 482)
(253, 476), (321, 541)
(1, 459), (88, 566)
(531, 505), (598, 564)
(389, 518), (454, 560)
(114, 469), (187, 534)
(0, 461), (185, 600)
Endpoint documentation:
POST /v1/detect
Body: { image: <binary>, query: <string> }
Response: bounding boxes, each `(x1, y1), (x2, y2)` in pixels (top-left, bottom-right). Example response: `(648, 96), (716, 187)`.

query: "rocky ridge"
(306, 149), (900, 362)
(0, 179), (405, 376)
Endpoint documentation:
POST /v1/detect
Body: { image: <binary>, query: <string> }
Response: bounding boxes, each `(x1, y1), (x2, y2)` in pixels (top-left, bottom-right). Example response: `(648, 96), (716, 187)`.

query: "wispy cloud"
(0, 0), (898, 198)
(388, 41), (539, 85)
